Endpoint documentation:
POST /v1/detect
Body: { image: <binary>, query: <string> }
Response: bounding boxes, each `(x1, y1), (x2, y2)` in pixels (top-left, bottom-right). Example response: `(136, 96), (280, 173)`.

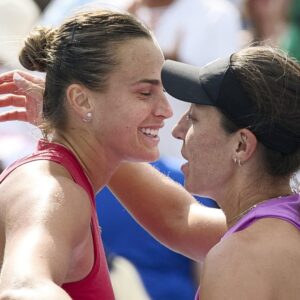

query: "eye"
(140, 91), (151, 96)
(187, 113), (197, 123)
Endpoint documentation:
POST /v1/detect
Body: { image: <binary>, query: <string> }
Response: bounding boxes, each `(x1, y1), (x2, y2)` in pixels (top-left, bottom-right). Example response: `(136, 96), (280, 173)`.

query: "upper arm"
(1, 170), (92, 289)
(183, 204), (226, 261)
(109, 162), (226, 261)
(199, 235), (271, 300)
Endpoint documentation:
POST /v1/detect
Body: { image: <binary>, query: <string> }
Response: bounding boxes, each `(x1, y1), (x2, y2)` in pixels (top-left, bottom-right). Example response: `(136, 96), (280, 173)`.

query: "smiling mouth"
(140, 127), (159, 138)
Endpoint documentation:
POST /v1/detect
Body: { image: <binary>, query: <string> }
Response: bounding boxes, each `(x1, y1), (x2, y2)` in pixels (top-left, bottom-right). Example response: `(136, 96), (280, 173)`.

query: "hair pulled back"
(19, 27), (56, 72)
(19, 10), (152, 135)
(223, 46), (300, 177)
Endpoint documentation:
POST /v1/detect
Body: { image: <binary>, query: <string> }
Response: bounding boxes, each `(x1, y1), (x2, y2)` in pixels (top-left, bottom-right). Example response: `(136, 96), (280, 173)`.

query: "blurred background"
(0, 0), (299, 299)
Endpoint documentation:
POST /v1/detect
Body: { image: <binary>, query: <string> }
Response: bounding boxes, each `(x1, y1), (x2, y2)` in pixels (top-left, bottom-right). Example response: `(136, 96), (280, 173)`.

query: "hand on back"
(0, 70), (44, 125)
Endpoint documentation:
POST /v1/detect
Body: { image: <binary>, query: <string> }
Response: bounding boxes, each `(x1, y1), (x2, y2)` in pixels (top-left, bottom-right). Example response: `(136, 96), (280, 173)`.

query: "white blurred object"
(0, 0), (40, 69)
(110, 256), (151, 300)
(0, 130), (39, 167)
(131, 0), (241, 66)
(0, 0), (41, 168)
(39, 0), (131, 26)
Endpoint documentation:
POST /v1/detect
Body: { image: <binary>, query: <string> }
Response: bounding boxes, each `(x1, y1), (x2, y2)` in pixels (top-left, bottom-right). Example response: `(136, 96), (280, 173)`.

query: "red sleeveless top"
(0, 139), (115, 300)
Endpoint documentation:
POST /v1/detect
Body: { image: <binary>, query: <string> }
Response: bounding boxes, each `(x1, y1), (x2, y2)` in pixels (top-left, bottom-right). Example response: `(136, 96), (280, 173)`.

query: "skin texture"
(200, 218), (300, 300)
(0, 71), (44, 125)
(172, 104), (298, 299)
(172, 105), (237, 197)
(2, 44), (298, 299)
(0, 37), (174, 299)
(80, 38), (172, 167)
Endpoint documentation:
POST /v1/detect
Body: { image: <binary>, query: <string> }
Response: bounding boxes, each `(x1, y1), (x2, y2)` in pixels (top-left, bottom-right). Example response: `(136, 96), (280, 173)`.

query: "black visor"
(162, 58), (300, 154)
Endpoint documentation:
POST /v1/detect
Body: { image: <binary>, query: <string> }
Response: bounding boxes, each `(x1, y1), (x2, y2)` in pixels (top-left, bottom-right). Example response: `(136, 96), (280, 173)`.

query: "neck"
(221, 177), (292, 229)
(51, 131), (120, 193)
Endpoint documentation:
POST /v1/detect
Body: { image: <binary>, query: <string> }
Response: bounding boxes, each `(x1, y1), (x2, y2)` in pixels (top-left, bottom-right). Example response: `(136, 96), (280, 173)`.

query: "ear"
(66, 84), (93, 120)
(233, 128), (257, 164)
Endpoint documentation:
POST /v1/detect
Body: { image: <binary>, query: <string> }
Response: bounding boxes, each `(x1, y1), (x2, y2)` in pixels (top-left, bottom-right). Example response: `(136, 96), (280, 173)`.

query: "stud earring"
(83, 112), (92, 122)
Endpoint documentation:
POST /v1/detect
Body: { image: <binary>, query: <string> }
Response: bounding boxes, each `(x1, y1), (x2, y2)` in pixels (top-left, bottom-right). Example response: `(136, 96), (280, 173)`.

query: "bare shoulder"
(200, 230), (268, 299)
(0, 160), (92, 242)
(200, 218), (300, 300)
(0, 160), (94, 287)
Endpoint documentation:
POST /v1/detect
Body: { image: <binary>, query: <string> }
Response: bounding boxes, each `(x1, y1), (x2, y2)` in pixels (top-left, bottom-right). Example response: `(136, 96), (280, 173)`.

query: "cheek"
(186, 129), (217, 155)
(187, 130), (230, 172)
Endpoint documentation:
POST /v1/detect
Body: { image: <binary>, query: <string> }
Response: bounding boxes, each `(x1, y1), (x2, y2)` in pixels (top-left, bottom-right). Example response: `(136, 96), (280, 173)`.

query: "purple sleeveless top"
(195, 194), (300, 300)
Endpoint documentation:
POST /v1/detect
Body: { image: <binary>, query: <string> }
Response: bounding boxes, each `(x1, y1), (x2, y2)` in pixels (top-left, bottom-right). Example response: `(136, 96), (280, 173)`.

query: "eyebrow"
(131, 79), (161, 86)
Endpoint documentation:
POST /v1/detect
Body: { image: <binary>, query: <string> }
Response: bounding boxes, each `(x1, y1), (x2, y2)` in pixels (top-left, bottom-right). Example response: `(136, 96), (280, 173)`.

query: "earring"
(83, 112), (92, 123)
(233, 157), (242, 167)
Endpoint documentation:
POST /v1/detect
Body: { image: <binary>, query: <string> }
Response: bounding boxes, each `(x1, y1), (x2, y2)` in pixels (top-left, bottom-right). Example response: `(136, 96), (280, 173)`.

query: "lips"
(179, 148), (189, 173)
(140, 127), (159, 137)
(139, 122), (164, 137)
(181, 161), (189, 174)
(138, 126), (161, 147)
(180, 147), (188, 160)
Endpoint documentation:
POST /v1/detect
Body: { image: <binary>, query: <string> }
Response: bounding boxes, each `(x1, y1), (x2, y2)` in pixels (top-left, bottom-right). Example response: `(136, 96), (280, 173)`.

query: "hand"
(0, 70), (45, 126)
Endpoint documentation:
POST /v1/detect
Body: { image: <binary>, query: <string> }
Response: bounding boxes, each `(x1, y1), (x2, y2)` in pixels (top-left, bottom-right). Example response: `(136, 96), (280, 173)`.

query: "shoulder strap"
(0, 140), (95, 204)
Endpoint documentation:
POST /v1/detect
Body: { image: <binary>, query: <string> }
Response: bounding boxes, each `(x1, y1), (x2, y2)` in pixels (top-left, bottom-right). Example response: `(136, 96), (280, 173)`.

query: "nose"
(172, 111), (190, 140)
(154, 92), (173, 119)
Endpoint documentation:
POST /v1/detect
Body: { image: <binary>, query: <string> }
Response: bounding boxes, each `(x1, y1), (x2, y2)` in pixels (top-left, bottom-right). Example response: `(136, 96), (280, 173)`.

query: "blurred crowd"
(1, 0), (300, 165)
(0, 0), (299, 299)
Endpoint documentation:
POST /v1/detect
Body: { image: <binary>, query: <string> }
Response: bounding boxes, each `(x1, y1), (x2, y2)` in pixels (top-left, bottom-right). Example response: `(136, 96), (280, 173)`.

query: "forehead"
(191, 104), (223, 120)
(112, 38), (164, 84)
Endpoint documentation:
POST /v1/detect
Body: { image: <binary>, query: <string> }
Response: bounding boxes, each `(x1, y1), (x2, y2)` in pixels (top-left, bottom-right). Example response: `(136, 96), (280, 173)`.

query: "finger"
(0, 95), (26, 107)
(0, 82), (19, 94)
(14, 71), (45, 85)
(13, 74), (44, 98)
(0, 70), (44, 85)
(0, 110), (28, 122)
(0, 71), (15, 84)
(0, 80), (43, 98)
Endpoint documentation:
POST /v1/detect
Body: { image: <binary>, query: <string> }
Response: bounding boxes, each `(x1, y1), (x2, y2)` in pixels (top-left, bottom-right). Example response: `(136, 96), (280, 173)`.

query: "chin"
(144, 148), (160, 162)
(128, 149), (160, 163)
(184, 181), (202, 195)
(184, 182), (193, 193)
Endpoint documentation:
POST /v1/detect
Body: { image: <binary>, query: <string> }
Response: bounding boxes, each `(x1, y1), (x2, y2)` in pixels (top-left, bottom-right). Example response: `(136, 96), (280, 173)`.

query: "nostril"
(173, 134), (181, 140)
(171, 128), (180, 140)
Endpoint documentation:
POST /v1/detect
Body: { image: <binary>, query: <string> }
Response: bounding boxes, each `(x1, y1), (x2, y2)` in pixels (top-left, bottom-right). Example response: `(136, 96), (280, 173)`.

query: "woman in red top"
(0, 9), (174, 300)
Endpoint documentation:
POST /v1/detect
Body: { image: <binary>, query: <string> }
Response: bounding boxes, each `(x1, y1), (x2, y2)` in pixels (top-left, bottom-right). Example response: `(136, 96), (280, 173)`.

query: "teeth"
(141, 128), (159, 137)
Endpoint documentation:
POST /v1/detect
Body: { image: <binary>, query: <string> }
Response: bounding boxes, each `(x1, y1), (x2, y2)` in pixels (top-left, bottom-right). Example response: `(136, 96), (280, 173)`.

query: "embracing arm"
(0, 164), (92, 300)
(108, 162), (226, 261)
(0, 70), (227, 261)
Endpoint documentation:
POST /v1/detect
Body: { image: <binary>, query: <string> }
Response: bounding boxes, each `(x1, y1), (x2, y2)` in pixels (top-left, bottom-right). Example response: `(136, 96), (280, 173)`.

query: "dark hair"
(221, 46), (300, 177)
(19, 10), (152, 136)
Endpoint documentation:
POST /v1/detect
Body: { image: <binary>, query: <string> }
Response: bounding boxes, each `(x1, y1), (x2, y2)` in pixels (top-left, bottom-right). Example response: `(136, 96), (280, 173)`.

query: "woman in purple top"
(161, 47), (300, 299)
(1, 43), (300, 299)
